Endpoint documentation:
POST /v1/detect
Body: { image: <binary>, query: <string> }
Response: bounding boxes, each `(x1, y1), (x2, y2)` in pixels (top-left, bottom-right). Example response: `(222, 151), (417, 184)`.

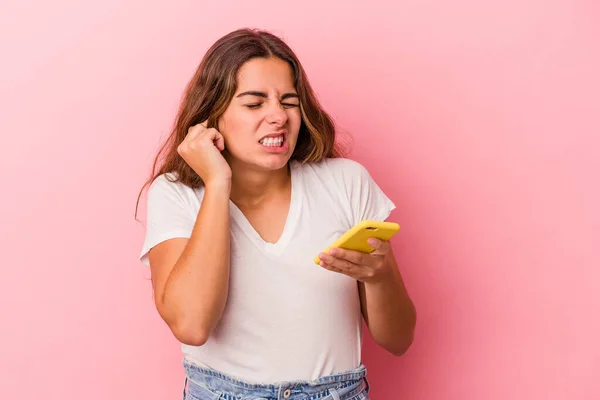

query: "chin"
(256, 155), (292, 171)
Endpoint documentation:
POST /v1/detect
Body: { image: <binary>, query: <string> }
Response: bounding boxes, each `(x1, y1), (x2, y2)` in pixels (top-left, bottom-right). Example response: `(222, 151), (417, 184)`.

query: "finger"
(319, 252), (360, 272)
(201, 128), (225, 150)
(318, 261), (343, 274)
(186, 123), (207, 140)
(213, 133), (225, 151)
(319, 260), (369, 281)
(368, 238), (391, 255)
(327, 247), (367, 265)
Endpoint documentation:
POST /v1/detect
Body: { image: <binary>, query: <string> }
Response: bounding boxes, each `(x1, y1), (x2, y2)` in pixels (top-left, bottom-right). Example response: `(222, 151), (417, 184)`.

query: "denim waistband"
(182, 359), (369, 400)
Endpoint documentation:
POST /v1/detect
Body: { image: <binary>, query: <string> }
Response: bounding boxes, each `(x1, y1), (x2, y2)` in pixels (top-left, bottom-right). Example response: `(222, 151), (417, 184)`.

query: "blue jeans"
(182, 359), (371, 400)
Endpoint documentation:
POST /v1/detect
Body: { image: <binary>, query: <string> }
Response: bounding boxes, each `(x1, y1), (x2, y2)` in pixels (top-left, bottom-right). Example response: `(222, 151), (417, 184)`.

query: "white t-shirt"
(139, 157), (396, 383)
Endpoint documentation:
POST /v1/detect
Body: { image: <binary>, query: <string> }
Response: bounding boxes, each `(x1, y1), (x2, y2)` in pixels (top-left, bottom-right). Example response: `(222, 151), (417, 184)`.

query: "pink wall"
(1, 1), (598, 399)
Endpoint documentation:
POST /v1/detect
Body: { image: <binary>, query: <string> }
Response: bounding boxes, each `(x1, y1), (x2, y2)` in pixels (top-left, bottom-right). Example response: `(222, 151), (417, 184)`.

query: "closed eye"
(245, 103), (299, 109)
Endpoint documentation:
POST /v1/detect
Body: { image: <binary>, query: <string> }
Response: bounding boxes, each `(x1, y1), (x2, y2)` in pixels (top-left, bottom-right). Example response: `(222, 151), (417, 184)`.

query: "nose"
(265, 102), (288, 127)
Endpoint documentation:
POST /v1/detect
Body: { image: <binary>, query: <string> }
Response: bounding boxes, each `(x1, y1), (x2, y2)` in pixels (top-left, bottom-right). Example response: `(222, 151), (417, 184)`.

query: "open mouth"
(259, 135), (285, 147)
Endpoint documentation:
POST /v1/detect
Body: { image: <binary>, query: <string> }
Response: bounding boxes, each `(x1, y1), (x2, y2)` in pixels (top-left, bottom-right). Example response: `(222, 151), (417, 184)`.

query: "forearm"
(161, 182), (231, 343)
(361, 254), (416, 355)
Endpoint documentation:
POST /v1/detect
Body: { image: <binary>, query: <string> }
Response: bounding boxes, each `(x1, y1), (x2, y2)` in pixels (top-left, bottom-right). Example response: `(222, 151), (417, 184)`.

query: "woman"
(138, 28), (416, 400)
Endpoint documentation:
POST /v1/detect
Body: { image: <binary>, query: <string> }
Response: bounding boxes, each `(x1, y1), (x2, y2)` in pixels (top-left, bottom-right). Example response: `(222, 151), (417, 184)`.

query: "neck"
(229, 161), (291, 207)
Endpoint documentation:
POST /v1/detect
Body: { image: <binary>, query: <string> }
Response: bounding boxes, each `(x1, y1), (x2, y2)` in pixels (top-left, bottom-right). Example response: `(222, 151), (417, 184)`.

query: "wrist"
(204, 179), (232, 195)
(368, 259), (401, 285)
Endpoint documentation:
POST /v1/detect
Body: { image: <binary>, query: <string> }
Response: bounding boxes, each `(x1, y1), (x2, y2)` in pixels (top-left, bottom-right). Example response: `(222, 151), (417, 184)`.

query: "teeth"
(260, 135), (284, 146)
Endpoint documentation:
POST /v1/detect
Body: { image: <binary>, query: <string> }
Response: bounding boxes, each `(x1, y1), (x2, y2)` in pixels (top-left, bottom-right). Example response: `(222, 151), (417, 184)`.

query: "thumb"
(368, 238), (391, 255)
(210, 131), (225, 151)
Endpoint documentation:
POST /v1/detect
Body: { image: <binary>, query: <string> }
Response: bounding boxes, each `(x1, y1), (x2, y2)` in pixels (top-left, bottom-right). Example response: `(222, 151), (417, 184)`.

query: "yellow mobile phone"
(314, 220), (400, 264)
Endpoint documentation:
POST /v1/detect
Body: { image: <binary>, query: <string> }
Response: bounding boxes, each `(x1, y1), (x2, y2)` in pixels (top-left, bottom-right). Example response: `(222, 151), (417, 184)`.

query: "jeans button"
(283, 388), (291, 398)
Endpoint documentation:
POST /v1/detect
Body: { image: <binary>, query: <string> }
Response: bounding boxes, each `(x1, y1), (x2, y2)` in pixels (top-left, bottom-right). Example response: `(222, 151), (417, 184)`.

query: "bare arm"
(148, 182), (231, 346)
(358, 247), (416, 356)
(318, 240), (416, 356)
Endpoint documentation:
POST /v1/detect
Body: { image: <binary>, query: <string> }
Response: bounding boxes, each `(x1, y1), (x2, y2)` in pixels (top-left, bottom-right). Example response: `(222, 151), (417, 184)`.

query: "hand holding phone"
(314, 220), (400, 264)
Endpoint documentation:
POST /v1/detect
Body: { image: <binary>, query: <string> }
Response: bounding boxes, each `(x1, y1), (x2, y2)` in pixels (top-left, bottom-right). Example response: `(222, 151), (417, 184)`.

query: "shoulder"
(294, 158), (375, 199)
(296, 157), (370, 178)
(149, 172), (184, 190)
(146, 173), (203, 208)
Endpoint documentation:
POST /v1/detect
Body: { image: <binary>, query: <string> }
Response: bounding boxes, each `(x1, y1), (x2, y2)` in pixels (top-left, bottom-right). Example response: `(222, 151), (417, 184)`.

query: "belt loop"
(363, 376), (371, 393)
(328, 388), (341, 400)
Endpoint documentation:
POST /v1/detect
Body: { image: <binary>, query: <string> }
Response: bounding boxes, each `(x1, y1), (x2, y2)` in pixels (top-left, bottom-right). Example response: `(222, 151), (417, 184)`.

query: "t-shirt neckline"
(229, 161), (302, 256)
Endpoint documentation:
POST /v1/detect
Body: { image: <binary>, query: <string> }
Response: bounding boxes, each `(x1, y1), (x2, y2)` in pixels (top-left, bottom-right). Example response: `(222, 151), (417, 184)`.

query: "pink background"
(1, 1), (599, 399)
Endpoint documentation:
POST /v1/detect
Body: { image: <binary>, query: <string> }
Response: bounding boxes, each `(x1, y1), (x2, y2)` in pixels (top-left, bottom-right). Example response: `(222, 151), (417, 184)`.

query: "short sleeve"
(139, 174), (198, 266)
(336, 159), (396, 226)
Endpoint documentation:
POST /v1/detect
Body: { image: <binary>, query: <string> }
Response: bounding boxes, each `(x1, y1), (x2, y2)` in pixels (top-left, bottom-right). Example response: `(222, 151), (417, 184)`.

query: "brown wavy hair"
(135, 28), (345, 218)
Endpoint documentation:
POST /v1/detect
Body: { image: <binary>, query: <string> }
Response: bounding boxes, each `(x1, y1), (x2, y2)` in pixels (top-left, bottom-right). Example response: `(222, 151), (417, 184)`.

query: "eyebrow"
(236, 91), (299, 100)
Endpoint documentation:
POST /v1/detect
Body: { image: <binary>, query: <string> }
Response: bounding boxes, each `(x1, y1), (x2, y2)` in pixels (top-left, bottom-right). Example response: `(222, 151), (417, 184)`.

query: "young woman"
(138, 28), (416, 400)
